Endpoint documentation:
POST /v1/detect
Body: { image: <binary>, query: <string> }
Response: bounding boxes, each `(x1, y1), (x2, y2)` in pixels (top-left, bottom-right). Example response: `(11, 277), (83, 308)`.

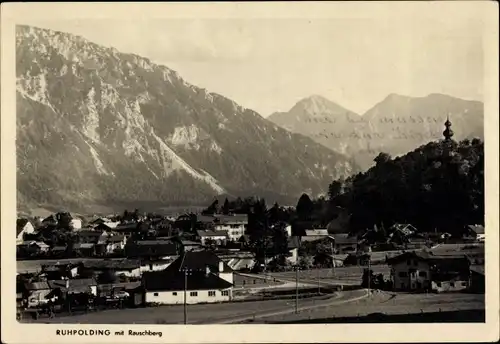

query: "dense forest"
(204, 137), (484, 239)
(328, 137), (484, 236)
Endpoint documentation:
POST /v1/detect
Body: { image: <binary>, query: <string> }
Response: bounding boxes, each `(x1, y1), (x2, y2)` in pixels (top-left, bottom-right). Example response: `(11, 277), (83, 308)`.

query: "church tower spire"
(443, 114), (454, 141)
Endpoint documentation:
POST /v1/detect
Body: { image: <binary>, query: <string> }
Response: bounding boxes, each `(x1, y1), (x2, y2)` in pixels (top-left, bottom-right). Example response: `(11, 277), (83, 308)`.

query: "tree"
(271, 223), (289, 258)
(222, 198), (230, 215)
(328, 180), (343, 202)
(98, 270), (117, 284)
(296, 193), (314, 221)
(298, 255), (313, 270)
(374, 152), (392, 165)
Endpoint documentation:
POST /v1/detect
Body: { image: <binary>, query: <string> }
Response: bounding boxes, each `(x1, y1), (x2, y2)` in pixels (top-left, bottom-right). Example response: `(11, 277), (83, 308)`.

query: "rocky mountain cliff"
(269, 93), (484, 170)
(16, 25), (356, 213)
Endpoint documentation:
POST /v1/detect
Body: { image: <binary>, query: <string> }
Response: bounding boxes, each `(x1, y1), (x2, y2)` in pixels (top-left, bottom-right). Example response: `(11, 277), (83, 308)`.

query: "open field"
(246, 291), (485, 323)
(233, 273), (284, 289)
(267, 265), (391, 286)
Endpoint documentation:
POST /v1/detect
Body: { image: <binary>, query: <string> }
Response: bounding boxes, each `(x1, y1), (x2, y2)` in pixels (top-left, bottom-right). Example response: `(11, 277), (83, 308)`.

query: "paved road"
(25, 290), (368, 324)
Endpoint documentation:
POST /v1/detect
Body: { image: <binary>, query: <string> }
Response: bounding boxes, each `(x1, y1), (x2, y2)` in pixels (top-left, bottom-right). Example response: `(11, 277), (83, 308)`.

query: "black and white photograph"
(1, 2), (498, 343)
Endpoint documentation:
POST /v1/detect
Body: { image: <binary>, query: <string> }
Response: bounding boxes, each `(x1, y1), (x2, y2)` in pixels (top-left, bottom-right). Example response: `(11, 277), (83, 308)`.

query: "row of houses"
(387, 250), (485, 293)
(19, 251), (236, 309)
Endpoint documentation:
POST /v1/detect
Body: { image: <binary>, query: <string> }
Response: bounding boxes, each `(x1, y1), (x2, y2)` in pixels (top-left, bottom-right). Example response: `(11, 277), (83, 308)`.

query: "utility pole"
(317, 267), (321, 295)
(183, 268), (187, 324)
(330, 241), (336, 277)
(295, 266), (299, 314)
(367, 252), (371, 295)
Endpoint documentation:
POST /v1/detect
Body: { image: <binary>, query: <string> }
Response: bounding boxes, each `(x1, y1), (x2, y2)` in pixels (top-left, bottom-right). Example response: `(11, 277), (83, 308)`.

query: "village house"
(213, 214), (248, 242)
(469, 265), (485, 293)
(42, 212), (82, 230)
(286, 236), (300, 265)
(197, 230), (229, 246)
(16, 219), (36, 244)
(41, 263), (79, 280)
(114, 222), (140, 237)
(77, 229), (109, 244)
(125, 240), (179, 260)
(301, 229), (331, 243)
(73, 243), (96, 257)
(97, 281), (143, 307)
(23, 281), (52, 308)
(80, 259), (142, 279)
(142, 251), (234, 305)
(48, 278), (98, 297)
(103, 235), (128, 254)
(179, 239), (203, 252)
(387, 250), (471, 293)
(465, 225), (485, 242)
(50, 245), (68, 258)
(90, 217), (119, 229)
(17, 241), (50, 257)
(332, 233), (358, 253)
(139, 259), (173, 274)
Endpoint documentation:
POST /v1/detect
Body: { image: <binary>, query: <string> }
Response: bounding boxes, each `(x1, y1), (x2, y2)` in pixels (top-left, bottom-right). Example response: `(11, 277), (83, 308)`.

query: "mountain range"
(16, 25), (357, 214)
(269, 93), (484, 170)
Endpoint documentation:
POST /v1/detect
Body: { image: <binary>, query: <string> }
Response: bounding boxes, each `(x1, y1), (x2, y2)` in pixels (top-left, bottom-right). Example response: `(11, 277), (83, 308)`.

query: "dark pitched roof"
(82, 258), (140, 270)
(17, 219), (30, 236)
(94, 223), (114, 231)
(333, 233), (358, 245)
(78, 230), (105, 237)
(97, 281), (141, 293)
(387, 250), (471, 266)
(125, 241), (178, 258)
(143, 270), (233, 292)
(107, 235), (126, 243)
(167, 251), (233, 273)
(214, 214), (248, 225)
(74, 243), (95, 249)
(51, 246), (67, 252)
(196, 215), (216, 223)
(196, 230), (228, 237)
(48, 278), (97, 293)
(114, 222), (139, 231)
(470, 265), (485, 275)
(24, 281), (51, 290)
(468, 225), (485, 235)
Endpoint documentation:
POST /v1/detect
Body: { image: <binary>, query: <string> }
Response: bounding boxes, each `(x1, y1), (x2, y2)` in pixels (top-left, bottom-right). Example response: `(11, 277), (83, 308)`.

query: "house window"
(461, 282), (467, 286)
(190, 292), (198, 297)
(172, 292), (177, 296)
(399, 271), (408, 277)
(221, 290), (229, 296)
(450, 282), (455, 287)
(208, 291), (216, 297)
(153, 293), (159, 296)
(437, 282), (442, 287)
(418, 271), (427, 278)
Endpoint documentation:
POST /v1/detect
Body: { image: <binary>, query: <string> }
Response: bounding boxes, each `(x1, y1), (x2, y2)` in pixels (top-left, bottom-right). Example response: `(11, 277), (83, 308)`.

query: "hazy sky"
(20, 10), (484, 116)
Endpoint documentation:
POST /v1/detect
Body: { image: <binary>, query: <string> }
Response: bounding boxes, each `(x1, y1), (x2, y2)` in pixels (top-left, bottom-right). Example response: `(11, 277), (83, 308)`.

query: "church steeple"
(443, 114), (454, 141)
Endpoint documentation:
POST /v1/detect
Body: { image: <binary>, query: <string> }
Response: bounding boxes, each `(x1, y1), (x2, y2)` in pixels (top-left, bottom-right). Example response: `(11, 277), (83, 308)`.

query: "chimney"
(218, 261), (224, 273)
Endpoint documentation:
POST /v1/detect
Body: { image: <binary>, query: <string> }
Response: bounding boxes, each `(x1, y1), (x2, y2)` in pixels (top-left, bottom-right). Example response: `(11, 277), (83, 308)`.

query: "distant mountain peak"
(290, 94), (355, 117)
